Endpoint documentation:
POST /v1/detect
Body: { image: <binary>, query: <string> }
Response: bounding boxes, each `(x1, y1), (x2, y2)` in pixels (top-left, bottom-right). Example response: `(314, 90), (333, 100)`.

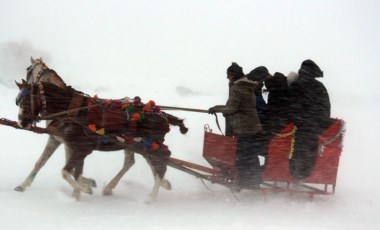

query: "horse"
(15, 80), (188, 201)
(14, 57), (95, 192)
(16, 57), (189, 198)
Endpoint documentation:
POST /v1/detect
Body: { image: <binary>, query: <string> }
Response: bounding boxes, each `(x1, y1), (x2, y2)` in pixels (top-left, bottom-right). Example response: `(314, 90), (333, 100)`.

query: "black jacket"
(289, 72), (331, 132)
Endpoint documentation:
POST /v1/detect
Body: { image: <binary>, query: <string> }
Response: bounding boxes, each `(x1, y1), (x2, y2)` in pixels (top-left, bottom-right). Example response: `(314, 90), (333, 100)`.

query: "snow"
(1, 0), (380, 229)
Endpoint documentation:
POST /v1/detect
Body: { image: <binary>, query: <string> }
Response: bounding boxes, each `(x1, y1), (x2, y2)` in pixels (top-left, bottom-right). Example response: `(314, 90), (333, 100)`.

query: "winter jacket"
(264, 73), (294, 129)
(213, 77), (262, 135)
(289, 73), (331, 132)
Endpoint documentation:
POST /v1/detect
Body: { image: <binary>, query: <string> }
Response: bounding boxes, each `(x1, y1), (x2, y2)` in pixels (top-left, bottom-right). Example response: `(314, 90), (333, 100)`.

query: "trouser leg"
(236, 135), (261, 187)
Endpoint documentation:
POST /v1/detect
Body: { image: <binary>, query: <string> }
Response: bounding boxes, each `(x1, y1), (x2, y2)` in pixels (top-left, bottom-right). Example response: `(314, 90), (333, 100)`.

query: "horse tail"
(164, 112), (188, 134)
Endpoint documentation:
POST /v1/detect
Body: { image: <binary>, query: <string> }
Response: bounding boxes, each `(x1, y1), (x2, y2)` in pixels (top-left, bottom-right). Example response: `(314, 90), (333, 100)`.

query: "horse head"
(26, 57), (66, 88)
(26, 57), (48, 84)
(15, 80), (42, 129)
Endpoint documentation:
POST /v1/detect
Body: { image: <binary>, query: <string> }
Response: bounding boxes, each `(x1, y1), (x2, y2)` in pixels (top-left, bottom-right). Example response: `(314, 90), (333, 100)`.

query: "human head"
(287, 71), (299, 85)
(226, 62), (244, 82)
(265, 72), (288, 91)
(247, 66), (270, 81)
(298, 59), (323, 78)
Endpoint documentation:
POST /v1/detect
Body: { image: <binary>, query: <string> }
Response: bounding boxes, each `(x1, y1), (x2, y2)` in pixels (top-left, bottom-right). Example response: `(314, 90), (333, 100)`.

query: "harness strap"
(67, 94), (84, 117)
(30, 82), (36, 126)
(38, 104), (100, 120)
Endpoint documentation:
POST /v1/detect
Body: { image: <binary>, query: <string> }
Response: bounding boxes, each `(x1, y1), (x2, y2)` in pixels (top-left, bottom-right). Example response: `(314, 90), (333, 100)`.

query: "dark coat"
(214, 77), (262, 135)
(255, 73), (294, 157)
(264, 73), (294, 130)
(289, 73), (331, 132)
(288, 67), (332, 180)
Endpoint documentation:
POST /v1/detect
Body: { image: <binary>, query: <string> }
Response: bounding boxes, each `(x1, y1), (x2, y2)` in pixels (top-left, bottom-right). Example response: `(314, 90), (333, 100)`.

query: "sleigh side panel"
(304, 119), (344, 185)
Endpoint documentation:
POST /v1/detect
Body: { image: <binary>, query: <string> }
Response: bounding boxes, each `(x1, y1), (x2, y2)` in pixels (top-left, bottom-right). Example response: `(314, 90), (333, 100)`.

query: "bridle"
(26, 63), (47, 84)
(16, 83), (44, 126)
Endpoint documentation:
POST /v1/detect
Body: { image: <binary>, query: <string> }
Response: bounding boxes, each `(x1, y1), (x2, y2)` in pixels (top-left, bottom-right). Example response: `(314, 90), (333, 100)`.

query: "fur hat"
(247, 66), (269, 81)
(298, 59), (323, 78)
(226, 62), (244, 80)
(287, 71), (299, 85)
(265, 72), (287, 91)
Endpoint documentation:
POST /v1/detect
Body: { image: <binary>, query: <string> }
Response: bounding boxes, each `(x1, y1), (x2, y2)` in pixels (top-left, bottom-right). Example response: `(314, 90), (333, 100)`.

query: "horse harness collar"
(25, 82), (97, 121)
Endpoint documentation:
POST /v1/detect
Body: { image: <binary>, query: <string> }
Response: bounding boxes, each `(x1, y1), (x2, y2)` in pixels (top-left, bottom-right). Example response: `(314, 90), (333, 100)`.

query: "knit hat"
(298, 59), (323, 78)
(265, 72), (288, 91)
(247, 66), (269, 81)
(226, 62), (244, 80)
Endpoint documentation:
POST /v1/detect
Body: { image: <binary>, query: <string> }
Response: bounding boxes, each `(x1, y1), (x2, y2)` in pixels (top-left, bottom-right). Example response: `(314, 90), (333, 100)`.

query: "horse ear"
(31, 56), (36, 64)
(15, 81), (23, 90)
(22, 79), (27, 84)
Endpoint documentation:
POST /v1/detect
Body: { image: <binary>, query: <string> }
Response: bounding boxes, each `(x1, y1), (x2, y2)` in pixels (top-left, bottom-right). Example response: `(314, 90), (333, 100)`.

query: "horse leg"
(15, 135), (61, 192)
(62, 151), (92, 201)
(103, 150), (135, 196)
(143, 154), (171, 203)
(65, 145), (97, 188)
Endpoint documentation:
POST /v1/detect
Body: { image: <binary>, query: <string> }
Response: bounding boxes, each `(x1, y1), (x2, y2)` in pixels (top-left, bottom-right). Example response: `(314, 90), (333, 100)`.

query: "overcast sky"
(1, 0), (379, 116)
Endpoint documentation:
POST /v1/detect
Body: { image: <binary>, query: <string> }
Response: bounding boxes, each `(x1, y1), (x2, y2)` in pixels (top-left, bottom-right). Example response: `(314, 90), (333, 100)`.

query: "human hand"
(208, 107), (216, 115)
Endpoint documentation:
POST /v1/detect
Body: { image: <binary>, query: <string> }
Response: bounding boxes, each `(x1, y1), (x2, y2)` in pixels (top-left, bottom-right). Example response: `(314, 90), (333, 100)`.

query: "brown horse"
(15, 57), (95, 192)
(16, 80), (188, 201)
(16, 57), (188, 199)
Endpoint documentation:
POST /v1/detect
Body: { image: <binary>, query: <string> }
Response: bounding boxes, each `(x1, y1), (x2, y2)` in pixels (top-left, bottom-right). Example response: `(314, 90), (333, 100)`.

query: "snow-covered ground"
(1, 1), (380, 229)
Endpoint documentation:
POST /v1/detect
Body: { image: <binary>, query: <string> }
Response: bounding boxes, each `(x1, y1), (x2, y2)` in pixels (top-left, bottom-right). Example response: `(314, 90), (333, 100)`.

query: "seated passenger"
(257, 72), (294, 159)
(288, 59), (332, 180)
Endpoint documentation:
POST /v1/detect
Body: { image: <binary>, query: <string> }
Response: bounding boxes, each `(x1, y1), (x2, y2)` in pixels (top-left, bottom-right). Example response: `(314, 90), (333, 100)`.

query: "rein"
(38, 104), (100, 120)
(158, 105), (224, 135)
(158, 105), (208, 113)
(30, 80), (36, 125)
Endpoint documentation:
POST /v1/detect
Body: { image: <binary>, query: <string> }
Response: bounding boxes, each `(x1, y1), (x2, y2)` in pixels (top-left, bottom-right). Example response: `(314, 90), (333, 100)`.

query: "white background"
(0, 0), (379, 229)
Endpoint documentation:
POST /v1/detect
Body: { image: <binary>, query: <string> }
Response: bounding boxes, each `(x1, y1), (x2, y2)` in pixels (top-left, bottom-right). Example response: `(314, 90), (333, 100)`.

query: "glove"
(208, 107), (216, 115)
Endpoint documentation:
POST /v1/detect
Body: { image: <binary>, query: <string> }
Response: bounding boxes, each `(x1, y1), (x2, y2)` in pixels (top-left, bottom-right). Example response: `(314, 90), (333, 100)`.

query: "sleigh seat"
(261, 118), (345, 195)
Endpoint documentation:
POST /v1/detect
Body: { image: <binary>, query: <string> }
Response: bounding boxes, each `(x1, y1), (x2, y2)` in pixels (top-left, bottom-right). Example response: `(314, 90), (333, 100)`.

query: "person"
(255, 72), (294, 159)
(208, 63), (263, 189)
(288, 59), (332, 180)
(224, 62), (245, 136)
(265, 72), (294, 132)
(248, 67), (268, 126)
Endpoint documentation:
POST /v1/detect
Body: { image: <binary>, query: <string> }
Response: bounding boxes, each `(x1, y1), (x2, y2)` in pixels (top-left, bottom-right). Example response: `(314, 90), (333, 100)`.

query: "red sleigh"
(199, 118), (345, 195)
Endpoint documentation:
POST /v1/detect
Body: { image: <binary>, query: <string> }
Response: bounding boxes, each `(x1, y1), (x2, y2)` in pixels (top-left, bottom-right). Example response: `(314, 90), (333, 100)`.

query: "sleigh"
(168, 118), (345, 197)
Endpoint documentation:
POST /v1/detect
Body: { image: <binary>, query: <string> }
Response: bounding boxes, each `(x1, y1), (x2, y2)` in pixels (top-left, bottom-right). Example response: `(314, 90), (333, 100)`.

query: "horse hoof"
(91, 179), (97, 188)
(14, 186), (25, 192)
(161, 180), (172, 190)
(103, 189), (113, 196)
(83, 187), (93, 195)
(72, 190), (81, 200)
(144, 197), (154, 204)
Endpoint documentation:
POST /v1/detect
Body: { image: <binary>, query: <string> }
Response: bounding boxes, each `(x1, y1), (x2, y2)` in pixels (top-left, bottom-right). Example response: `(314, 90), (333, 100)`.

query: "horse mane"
(40, 69), (67, 87)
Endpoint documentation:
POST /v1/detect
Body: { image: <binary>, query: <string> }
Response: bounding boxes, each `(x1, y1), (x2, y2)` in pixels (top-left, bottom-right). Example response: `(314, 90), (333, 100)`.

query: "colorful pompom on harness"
(86, 96), (169, 151)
